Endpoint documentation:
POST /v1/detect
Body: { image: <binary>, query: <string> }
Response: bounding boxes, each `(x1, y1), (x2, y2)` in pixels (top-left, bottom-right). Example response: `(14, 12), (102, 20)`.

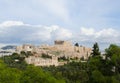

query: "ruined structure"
(25, 55), (58, 66)
(16, 44), (35, 53)
(16, 40), (92, 66)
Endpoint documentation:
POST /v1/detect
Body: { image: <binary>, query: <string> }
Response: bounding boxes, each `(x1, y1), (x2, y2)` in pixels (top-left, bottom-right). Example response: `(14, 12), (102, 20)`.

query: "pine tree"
(75, 43), (79, 47)
(92, 42), (101, 56)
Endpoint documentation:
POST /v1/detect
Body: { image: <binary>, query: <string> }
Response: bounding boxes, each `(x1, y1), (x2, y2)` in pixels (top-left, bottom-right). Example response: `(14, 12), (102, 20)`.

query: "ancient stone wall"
(16, 40), (92, 66)
(25, 56), (58, 66)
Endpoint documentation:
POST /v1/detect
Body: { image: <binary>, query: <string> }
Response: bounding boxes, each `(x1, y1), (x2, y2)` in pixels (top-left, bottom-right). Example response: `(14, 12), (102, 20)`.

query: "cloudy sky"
(0, 0), (120, 49)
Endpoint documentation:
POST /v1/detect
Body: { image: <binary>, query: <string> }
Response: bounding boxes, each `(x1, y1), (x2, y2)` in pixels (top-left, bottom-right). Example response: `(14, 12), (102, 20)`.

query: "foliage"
(91, 42), (101, 56)
(105, 44), (120, 73)
(20, 51), (33, 57)
(43, 62), (89, 83)
(105, 44), (120, 58)
(58, 56), (69, 61)
(41, 53), (52, 59)
(0, 44), (120, 83)
(91, 70), (105, 83)
(0, 60), (65, 83)
(20, 65), (65, 83)
(42, 44), (120, 83)
(0, 60), (21, 83)
(1, 52), (28, 70)
(74, 43), (79, 47)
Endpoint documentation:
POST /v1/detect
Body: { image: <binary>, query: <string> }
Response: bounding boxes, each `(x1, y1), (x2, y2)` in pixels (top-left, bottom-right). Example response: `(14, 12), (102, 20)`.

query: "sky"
(0, 0), (120, 50)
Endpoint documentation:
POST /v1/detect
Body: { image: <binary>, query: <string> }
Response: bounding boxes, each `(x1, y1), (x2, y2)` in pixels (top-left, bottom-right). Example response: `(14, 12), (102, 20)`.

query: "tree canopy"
(0, 43), (120, 83)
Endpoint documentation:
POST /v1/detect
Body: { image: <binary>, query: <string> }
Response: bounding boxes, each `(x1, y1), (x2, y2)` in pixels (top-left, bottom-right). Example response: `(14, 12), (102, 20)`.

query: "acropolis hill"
(16, 40), (92, 66)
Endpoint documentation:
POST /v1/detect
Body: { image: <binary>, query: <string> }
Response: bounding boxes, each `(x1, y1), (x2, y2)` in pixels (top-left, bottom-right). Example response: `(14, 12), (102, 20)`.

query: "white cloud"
(51, 25), (72, 40)
(0, 21), (73, 44)
(0, 21), (119, 44)
(96, 28), (119, 38)
(78, 27), (120, 43)
(0, 21), (24, 27)
(80, 27), (95, 36)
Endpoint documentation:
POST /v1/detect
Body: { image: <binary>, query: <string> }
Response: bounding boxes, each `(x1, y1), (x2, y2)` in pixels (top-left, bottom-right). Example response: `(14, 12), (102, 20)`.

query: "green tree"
(20, 51), (26, 57)
(105, 44), (120, 58)
(91, 70), (105, 83)
(2, 52), (27, 70)
(91, 42), (101, 57)
(0, 60), (21, 83)
(75, 43), (79, 47)
(105, 44), (120, 73)
(20, 65), (65, 83)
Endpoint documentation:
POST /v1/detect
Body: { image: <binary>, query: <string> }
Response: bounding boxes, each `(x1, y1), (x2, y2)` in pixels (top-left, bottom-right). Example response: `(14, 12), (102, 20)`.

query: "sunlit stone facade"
(16, 40), (92, 66)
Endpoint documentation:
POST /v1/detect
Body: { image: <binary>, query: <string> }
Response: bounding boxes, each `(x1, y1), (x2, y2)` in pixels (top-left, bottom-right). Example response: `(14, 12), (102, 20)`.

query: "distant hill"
(1, 45), (16, 50)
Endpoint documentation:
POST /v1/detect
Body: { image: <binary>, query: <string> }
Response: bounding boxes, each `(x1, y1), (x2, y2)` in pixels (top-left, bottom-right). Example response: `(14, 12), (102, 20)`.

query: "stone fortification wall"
(16, 41), (92, 59)
(16, 40), (92, 66)
(25, 56), (58, 66)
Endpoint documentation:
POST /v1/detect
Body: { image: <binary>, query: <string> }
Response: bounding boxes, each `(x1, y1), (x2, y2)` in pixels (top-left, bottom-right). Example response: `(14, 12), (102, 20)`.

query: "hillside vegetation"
(0, 43), (120, 83)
